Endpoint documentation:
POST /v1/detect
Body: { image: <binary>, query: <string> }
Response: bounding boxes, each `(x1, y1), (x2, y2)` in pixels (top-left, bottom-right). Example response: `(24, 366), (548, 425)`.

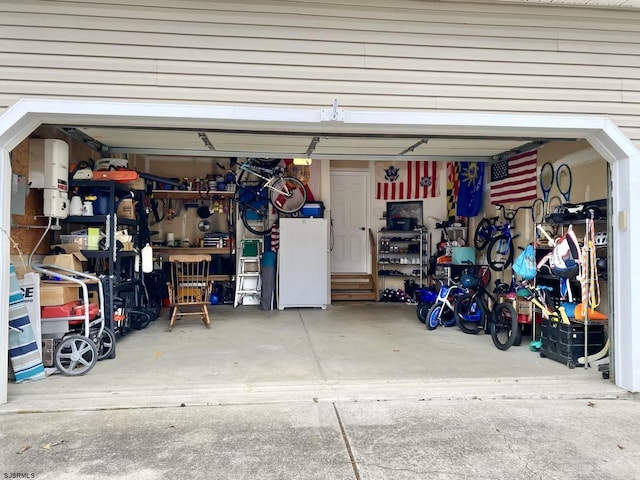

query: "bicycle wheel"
(473, 218), (493, 250)
(486, 234), (514, 271)
(417, 302), (430, 324)
(441, 304), (457, 327)
(240, 203), (279, 235)
(269, 176), (307, 214)
(97, 328), (116, 361)
(512, 324), (523, 347)
(130, 310), (151, 330)
(454, 293), (487, 334)
(490, 301), (519, 350)
(425, 304), (443, 331)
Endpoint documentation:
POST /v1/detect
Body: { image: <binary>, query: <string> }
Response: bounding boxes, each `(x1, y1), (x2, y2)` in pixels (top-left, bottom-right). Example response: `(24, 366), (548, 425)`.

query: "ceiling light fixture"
(293, 158), (313, 166)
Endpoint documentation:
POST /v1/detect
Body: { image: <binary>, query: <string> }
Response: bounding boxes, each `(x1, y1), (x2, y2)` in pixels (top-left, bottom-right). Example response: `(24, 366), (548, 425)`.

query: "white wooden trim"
(1, 98), (639, 403)
(0, 147), (10, 405)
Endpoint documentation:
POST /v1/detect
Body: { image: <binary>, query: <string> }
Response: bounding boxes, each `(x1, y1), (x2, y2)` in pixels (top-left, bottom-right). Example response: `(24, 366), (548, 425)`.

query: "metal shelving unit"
(61, 180), (144, 345)
(376, 229), (429, 295)
(534, 218), (609, 368)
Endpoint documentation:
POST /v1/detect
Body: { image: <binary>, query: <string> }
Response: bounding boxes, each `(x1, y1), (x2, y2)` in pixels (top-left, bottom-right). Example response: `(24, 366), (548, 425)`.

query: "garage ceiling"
(55, 125), (556, 162)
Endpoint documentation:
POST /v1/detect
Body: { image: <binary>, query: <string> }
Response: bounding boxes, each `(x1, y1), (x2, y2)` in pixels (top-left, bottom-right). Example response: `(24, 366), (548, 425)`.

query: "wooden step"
(331, 273), (378, 302)
(332, 281), (373, 291)
(331, 290), (377, 301)
(331, 273), (371, 280)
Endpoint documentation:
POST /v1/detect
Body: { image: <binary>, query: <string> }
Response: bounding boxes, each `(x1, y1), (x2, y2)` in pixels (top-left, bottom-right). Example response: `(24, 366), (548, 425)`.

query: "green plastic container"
(242, 239), (260, 257)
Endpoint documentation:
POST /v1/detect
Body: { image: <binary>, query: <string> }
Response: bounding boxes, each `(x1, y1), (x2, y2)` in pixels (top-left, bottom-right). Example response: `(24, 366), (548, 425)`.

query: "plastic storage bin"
(299, 202), (325, 218)
(540, 319), (606, 368)
(452, 247), (475, 265)
(59, 234), (88, 249)
(242, 239), (261, 257)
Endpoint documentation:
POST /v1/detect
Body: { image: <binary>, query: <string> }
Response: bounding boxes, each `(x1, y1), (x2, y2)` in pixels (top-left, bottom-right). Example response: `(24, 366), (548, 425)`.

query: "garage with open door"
(2, 0), (640, 406)
(2, 102), (636, 408)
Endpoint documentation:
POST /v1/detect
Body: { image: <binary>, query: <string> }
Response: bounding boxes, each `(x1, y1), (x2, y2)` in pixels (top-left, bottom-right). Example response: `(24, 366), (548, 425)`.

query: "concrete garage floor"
(4, 302), (620, 411)
(3, 303), (639, 480)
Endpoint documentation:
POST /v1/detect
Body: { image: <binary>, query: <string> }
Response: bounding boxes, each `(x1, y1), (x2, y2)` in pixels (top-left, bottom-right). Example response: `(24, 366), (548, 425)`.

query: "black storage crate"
(540, 319), (606, 369)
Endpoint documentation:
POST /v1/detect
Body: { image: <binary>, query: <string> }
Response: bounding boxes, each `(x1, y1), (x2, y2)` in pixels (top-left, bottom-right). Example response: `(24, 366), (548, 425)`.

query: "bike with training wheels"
(453, 269), (521, 350)
(473, 204), (532, 271)
(233, 158), (307, 235)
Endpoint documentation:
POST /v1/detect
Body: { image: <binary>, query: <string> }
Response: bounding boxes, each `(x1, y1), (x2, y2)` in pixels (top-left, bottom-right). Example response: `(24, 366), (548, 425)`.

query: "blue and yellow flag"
(456, 162), (484, 217)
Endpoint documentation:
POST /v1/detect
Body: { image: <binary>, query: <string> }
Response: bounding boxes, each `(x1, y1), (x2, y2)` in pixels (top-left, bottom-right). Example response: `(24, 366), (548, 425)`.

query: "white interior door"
(330, 170), (370, 273)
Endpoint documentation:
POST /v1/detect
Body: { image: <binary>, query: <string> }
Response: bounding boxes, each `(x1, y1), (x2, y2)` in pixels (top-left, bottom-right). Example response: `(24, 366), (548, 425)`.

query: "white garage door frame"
(2, 98), (639, 404)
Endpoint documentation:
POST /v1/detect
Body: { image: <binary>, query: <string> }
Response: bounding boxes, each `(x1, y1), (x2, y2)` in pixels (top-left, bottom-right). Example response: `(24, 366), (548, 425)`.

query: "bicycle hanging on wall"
(472, 204), (532, 271)
(232, 158), (307, 235)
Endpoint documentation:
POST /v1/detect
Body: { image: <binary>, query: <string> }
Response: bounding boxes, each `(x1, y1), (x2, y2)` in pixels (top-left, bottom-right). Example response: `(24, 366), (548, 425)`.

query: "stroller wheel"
(147, 305), (161, 321)
(97, 328), (116, 361)
(54, 334), (98, 376)
(130, 310), (152, 330)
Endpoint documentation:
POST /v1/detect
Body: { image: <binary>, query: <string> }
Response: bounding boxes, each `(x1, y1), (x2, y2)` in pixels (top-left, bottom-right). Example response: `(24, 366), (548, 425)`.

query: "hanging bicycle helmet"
(595, 231), (608, 247)
(460, 273), (479, 289)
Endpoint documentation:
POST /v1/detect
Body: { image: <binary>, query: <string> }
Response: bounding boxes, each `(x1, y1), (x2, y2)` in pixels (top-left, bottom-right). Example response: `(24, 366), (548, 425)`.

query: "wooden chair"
(166, 254), (211, 331)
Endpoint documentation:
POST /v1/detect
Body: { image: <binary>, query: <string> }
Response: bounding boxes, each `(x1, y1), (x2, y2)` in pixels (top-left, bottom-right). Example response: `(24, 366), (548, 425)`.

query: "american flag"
(490, 150), (538, 205)
(375, 161), (439, 200)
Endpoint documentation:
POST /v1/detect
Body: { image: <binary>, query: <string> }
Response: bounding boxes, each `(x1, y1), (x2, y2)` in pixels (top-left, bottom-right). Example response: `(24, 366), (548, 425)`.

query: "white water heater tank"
(28, 139), (69, 192)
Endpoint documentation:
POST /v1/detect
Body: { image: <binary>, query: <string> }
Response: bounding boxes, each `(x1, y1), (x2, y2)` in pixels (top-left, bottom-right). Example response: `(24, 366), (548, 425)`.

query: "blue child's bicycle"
(473, 204), (532, 271)
(423, 279), (465, 331)
(415, 287), (438, 324)
(453, 272), (521, 350)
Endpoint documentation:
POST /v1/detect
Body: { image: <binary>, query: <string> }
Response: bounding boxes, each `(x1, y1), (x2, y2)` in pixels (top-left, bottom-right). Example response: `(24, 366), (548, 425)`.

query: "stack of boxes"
(38, 245), (87, 366)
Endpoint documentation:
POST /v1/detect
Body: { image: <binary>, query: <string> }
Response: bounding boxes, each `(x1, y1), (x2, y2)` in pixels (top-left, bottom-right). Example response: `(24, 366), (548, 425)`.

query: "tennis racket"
(539, 162), (554, 214)
(531, 198), (545, 225)
(555, 163), (572, 203)
(547, 195), (562, 216)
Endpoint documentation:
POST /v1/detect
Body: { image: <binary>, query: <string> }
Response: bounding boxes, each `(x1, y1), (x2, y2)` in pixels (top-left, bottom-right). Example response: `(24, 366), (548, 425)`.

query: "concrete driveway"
(2, 304), (637, 480)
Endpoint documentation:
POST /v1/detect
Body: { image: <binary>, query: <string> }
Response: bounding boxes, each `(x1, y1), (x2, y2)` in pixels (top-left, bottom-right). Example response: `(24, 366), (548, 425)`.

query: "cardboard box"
(42, 243), (87, 272)
(116, 198), (136, 219)
(120, 177), (146, 190)
(516, 299), (531, 315)
(39, 281), (79, 306)
(88, 290), (99, 305)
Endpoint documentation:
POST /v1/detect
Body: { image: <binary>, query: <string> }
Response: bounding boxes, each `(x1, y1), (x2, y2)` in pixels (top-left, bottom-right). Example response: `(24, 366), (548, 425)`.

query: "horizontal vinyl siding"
(0, 0), (639, 142)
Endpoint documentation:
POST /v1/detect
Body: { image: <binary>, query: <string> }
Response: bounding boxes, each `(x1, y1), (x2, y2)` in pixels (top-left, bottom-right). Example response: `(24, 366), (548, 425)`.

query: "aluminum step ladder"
(234, 240), (262, 307)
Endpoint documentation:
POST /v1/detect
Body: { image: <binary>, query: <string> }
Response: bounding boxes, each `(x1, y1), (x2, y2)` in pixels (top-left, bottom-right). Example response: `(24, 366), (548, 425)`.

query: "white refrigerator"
(277, 218), (329, 310)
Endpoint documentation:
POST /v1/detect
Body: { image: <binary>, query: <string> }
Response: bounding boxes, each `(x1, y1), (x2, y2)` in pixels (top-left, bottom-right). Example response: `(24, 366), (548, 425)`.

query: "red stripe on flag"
(430, 161), (437, 197)
(407, 161), (413, 199)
